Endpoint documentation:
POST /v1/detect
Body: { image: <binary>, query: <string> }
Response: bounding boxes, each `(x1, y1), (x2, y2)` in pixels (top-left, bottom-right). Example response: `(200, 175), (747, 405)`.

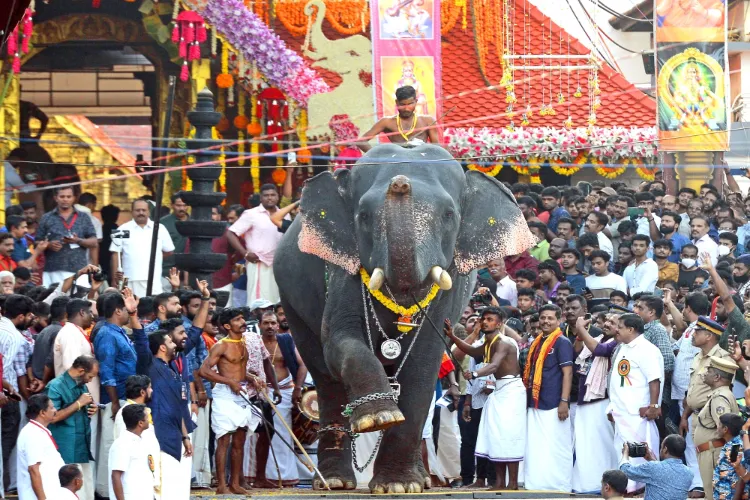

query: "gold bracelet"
(77, 401), (81, 411)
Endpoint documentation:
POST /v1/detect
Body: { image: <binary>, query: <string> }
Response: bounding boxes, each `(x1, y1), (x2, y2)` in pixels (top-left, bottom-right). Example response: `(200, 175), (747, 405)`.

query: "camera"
(470, 291), (492, 311)
(627, 442), (648, 458)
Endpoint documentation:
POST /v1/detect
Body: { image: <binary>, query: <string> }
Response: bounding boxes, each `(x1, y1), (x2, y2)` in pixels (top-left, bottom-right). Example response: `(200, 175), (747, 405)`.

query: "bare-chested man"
(355, 85), (440, 151)
(255, 311), (308, 486)
(446, 307), (527, 490)
(199, 307), (265, 494)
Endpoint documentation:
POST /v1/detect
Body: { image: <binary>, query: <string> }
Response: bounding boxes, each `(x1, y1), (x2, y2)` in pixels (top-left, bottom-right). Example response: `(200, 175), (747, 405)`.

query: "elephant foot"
(350, 402), (405, 433)
(369, 465), (430, 494)
(314, 445), (357, 491)
(313, 476), (357, 490)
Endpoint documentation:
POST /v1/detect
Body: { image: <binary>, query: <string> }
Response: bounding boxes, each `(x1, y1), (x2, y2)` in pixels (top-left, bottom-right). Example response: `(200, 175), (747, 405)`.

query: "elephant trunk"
(303, 0), (327, 57)
(383, 175), (426, 292)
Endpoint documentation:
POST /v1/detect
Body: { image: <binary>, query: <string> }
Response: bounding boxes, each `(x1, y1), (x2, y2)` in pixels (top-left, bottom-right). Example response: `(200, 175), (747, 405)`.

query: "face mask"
(681, 258), (696, 268)
(718, 245), (732, 257)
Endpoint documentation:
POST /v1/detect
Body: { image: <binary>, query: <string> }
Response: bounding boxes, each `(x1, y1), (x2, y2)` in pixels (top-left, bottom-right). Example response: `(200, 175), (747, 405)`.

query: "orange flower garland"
(592, 157), (626, 179)
(277, 0), (309, 36)
(632, 159), (659, 181)
(234, 115), (249, 129)
(511, 159), (530, 176)
(325, 0), (370, 35)
(216, 73), (234, 88)
(442, 0), (462, 34)
(550, 157), (582, 177)
(467, 162), (504, 177)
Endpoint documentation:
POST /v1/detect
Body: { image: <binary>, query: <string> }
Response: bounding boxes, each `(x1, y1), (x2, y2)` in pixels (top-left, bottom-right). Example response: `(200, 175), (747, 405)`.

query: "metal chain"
(352, 430), (384, 473)
(360, 281), (376, 353)
(317, 425), (349, 435)
(341, 392), (398, 417)
(366, 289), (408, 342)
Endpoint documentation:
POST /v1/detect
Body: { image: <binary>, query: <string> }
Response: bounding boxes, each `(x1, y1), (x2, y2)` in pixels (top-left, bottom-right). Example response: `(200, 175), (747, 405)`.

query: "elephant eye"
(358, 211), (369, 222)
(444, 210), (454, 220)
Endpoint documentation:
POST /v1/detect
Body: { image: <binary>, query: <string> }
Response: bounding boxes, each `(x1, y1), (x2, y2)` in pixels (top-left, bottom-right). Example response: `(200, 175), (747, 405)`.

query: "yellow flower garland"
(592, 157), (626, 179)
(528, 156), (542, 184)
(511, 159), (530, 176)
(360, 267), (440, 333)
(467, 163), (503, 177)
(550, 158), (582, 177)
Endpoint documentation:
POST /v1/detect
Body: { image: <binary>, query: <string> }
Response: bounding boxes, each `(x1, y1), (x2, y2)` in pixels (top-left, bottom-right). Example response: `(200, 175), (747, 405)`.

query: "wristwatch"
(471, 371), (478, 379)
(741, 430), (749, 437)
(650, 404), (660, 409)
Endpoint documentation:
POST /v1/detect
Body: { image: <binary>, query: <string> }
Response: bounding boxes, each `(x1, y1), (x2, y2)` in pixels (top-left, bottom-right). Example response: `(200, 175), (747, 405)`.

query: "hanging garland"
(325, 0), (370, 35)
(297, 109), (311, 164)
(633, 160), (659, 181)
(216, 43), (234, 88)
(441, 0), (462, 34)
(467, 162), (503, 177)
(276, 0), (309, 36)
(592, 157), (626, 179)
(550, 157), (581, 177)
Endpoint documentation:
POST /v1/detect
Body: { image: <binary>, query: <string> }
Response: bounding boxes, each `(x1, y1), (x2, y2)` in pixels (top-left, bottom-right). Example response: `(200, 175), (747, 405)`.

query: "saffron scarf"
(202, 332), (217, 350)
(523, 328), (563, 408)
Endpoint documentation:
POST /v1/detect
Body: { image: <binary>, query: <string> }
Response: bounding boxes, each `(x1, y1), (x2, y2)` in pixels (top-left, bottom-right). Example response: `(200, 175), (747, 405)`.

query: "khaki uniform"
(685, 345), (731, 413)
(693, 385), (738, 499)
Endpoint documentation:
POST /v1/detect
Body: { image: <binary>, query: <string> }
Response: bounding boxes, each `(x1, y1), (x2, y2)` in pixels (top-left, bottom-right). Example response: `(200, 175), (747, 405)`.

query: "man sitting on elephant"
(354, 86), (440, 152)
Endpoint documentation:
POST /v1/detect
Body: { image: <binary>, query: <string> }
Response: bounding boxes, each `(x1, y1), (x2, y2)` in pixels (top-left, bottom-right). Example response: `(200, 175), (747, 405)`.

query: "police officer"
(693, 356), (739, 499)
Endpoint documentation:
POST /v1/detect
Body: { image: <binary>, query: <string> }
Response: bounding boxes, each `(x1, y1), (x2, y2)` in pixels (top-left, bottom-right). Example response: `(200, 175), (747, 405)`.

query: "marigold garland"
(359, 267), (440, 333)
(297, 109), (310, 164)
(276, 0), (309, 36)
(550, 158), (581, 177)
(633, 160), (660, 182)
(592, 157), (626, 179)
(467, 163), (503, 177)
(325, 0), (369, 35)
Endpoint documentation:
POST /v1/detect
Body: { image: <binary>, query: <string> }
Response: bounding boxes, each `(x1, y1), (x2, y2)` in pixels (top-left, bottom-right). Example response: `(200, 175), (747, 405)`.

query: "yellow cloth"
(523, 328), (563, 408)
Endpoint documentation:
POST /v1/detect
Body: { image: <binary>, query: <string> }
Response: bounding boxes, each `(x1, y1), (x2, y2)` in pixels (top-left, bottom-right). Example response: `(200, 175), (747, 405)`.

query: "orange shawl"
(202, 333), (217, 351)
(523, 328), (563, 408)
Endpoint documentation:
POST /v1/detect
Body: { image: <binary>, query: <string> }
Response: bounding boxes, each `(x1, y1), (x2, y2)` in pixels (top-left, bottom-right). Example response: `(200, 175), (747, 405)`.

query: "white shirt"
(678, 213), (691, 237)
(53, 322), (100, 404)
(693, 234), (718, 267)
(17, 420), (65, 500)
(109, 219), (175, 286)
(636, 214), (660, 237)
(595, 231), (614, 257)
(108, 431), (155, 500)
(495, 276), (517, 307)
(608, 335), (665, 416)
(623, 258), (659, 296)
(672, 321), (699, 400)
(585, 272), (628, 299)
(0, 316), (24, 391)
(58, 488), (80, 499)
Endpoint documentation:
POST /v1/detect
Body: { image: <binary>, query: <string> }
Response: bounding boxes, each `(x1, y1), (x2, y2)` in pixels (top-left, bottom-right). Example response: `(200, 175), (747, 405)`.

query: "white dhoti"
(43, 270), (74, 287)
(571, 399), (618, 493)
(128, 279), (162, 298)
(476, 377), (527, 463)
(95, 400), (124, 497)
(192, 400), (212, 488)
(612, 410), (660, 493)
(245, 262), (280, 304)
(437, 398), (461, 481)
(266, 377), (299, 485)
(679, 400), (703, 491)
(159, 445), (191, 500)
(76, 462), (95, 500)
(211, 384), (260, 438)
(524, 407), (573, 492)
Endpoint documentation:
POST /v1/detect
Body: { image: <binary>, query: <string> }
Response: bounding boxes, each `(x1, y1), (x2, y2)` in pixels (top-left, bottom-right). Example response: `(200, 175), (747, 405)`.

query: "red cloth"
(504, 251), (539, 279)
(438, 351), (454, 379)
(537, 211), (550, 224)
(0, 255), (17, 272)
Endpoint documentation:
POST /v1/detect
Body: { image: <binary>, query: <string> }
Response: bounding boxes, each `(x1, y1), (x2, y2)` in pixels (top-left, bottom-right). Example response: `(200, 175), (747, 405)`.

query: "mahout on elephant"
(273, 144), (534, 493)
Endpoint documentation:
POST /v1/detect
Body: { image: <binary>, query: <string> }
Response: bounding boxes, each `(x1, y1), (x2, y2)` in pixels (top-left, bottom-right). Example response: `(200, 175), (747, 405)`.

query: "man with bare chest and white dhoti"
(446, 306), (526, 490)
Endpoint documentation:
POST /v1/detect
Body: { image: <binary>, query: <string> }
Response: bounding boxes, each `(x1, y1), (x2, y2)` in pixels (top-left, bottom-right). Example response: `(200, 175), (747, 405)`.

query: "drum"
(292, 386), (319, 445)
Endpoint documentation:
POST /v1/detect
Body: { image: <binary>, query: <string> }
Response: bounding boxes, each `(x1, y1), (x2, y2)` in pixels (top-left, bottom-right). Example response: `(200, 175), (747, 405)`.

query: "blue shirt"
(149, 357), (195, 461)
(526, 334), (574, 411)
(547, 206), (570, 234)
(140, 320), (203, 402)
(93, 322), (137, 403)
(666, 233), (690, 264)
(620, 458), (693, 500)
(564, 273), (586, 295)
(11, 237), (29, 263)
(187, 336), (211, 397)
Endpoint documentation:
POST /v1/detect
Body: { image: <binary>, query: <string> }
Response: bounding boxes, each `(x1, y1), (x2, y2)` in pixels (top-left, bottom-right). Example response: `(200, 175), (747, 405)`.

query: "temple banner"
(655, 1), (728, 151)
(370, 0), (442, 126)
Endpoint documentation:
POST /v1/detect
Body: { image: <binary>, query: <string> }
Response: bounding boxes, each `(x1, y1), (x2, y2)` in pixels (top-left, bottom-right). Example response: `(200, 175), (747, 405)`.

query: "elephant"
(273, 144), (535, 493)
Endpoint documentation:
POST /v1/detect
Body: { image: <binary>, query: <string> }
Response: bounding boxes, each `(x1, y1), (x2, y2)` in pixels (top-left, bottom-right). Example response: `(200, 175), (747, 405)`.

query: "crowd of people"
(7, 163), (750, 499)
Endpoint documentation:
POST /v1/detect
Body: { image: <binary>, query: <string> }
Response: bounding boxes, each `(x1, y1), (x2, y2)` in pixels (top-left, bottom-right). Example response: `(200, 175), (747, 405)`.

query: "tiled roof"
(275, 0), (655, 130)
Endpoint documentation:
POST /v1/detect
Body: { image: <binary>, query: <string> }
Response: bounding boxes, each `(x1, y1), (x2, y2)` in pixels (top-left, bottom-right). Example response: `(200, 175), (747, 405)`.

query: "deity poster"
(370, 0), (443, 125)
(655, 0), (728, 151)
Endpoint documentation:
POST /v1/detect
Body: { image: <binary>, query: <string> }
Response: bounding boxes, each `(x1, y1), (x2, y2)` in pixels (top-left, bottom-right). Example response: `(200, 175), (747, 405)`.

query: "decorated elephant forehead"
(454, 212), (536, 275)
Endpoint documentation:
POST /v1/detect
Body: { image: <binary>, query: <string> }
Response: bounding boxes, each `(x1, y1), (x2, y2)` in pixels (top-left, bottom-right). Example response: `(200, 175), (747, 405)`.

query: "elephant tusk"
(430, 266), (452, 291)
(369, 268), (385, 291)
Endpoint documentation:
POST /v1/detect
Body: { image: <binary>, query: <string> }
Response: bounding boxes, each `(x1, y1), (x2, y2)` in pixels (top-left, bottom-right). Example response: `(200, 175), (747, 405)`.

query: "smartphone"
(584, 313), (592, 321)
(628, 207), (645, 217)
(288, 151), (297, 164)
(731, 444), (741, 463)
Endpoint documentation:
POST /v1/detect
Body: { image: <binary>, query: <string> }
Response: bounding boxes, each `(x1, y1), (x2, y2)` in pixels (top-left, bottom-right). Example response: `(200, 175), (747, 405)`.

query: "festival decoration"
(591, 157), (626, 179)
(271, 167), (287, 186)
(172, 10), (207, 81)
(297, 110), (310, 164)
(445, 126), (658, 163)
(7, 8), (33, 74)
(216, 44), (234, 88)
(550, 157), (582, 177)
(204, 0), (329, 105)
(468, 163), (504, 177)
(634, 161), (659, 181)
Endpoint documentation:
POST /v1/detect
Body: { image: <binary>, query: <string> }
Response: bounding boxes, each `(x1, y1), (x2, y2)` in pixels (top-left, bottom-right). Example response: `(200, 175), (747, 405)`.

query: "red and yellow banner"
(371, 0), (442, 125)
(655, 0), (728, 151)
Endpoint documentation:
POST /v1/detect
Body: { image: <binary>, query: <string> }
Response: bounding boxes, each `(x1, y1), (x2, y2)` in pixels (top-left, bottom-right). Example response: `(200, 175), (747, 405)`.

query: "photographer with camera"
(619, 435), (693, 500)
(109, 199), (175, 296)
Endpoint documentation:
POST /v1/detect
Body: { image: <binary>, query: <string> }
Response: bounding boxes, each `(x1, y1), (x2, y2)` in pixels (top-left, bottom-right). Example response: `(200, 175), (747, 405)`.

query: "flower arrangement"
(204, 0), (329, 106)
(550, 157), (582, 177)
(467, 163), (504, 177)
(592, 157), (626, 179)
(445, 126), (658, 164)
(634, 161), (659, 181)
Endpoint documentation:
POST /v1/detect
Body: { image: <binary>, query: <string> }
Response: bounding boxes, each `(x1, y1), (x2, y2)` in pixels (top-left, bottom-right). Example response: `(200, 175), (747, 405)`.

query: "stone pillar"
(174, 88), (227, 287)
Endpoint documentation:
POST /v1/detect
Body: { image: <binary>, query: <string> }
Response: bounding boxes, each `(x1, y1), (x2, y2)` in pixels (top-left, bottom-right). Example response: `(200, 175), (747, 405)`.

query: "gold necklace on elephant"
(396, 114), (418, 141)
(359, 267), (439, 333)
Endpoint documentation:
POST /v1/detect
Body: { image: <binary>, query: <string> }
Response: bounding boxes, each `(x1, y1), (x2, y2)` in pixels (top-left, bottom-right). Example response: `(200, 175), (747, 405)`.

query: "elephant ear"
(454, 170), (536, 275)
(298, 170), (361, 274)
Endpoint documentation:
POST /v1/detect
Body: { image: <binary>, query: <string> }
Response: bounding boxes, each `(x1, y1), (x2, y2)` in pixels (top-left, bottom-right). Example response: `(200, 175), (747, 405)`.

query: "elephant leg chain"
(317, 424), (384, 474)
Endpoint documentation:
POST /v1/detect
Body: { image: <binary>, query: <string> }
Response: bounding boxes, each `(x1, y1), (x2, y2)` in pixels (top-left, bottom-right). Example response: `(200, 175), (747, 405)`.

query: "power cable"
(576, 0), (644, 55)
(583, 0), (652, 24)
(564, 0), (614, 67)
